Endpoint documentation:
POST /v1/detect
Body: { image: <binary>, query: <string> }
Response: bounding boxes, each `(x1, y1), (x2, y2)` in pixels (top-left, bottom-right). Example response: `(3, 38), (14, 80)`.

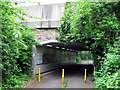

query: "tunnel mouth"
(60, 64), (94, 76)
(39, 40), (89, 51)
(33, 64), (94, 88)
(37, 63), (94, 78)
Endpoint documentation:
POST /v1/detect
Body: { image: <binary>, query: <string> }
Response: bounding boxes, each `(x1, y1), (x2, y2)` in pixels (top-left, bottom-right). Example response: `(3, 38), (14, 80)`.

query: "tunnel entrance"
(31, 40), (94, 88)
(28, 64), (94, 88)
(32, 40), (92, 75)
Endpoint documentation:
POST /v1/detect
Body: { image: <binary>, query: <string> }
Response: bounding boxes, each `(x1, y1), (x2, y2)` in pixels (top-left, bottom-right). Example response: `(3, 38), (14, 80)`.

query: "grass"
(21, 75), (37, 88)
(62, 80), (69, 88)
(76, 59), (93, 63)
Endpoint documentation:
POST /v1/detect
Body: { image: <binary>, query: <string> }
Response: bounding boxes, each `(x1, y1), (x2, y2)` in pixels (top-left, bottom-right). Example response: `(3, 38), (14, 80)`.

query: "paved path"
(79, 60), (93, 65)
(66, 72), (93, 88)
(27, 64), (94, 88)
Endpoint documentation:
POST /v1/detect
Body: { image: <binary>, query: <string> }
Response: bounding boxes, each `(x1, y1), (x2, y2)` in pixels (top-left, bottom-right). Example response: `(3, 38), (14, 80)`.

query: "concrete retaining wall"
(32, 45), (76, 75)
(16, 3), (65, 28)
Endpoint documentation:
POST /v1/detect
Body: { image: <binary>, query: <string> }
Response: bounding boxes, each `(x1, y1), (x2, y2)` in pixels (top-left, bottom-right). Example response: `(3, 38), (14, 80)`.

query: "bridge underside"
(31, 40), (91, 75)
(19, 3), (92, 75)
(39, 40), (89, 52)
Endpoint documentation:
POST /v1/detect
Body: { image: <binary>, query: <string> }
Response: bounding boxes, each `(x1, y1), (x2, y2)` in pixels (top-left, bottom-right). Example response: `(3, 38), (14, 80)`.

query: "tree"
(1, 1), (37, 88)
(57, 2), (120, 88)
(57, 2), (120, 70)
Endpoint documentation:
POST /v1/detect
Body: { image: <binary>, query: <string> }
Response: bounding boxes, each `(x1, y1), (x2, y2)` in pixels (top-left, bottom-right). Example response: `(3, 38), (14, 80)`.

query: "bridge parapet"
(16, 3), (65, 28)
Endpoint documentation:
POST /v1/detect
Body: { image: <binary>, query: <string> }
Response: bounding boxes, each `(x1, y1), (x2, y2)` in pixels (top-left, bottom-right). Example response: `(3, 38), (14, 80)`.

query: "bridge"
(16, 2), (93, 88)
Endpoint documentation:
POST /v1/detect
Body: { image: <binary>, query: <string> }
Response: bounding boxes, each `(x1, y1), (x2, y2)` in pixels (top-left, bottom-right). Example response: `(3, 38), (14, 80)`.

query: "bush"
(95, 72), (120, 88)
(57, 1), (120, 88)
(77, 51), (93, 60)
(94, 38), (120, 88)
(1, 2), (37, 88)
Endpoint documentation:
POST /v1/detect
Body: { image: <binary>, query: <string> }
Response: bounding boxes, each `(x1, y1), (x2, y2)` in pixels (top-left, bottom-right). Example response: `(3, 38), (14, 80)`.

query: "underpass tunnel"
(61, 64), (94, 75)
(28, 64), (94, 88)
(17, 3), (94, 79)
(45, 64), (94, 82)
(16, 3), (94, 88)
(30, 41), (94, 88)
(32, 40), (94, 76)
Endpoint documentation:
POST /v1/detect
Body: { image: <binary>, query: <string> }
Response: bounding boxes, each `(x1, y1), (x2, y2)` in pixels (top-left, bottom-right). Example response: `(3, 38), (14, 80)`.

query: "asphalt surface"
(27, 64), (94, 88)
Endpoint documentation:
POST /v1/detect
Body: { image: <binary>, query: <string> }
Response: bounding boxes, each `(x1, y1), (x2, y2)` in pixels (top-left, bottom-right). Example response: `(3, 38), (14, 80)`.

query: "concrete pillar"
(32, 45), (37, 75)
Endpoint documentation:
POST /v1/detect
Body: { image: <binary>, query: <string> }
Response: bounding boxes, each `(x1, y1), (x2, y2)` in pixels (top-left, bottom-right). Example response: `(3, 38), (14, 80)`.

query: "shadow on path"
(27, 64), (94, 88)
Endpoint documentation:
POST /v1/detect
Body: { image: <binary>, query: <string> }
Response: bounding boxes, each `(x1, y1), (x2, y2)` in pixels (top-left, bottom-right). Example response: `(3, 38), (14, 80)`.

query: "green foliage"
(94, 38), (120, 88)
(62, 80), (69, 88)
(57, 1), (120, 88)
(76, 51), (93, 63)
(1, 1), (37, 88)
(57, 2), (120, 69)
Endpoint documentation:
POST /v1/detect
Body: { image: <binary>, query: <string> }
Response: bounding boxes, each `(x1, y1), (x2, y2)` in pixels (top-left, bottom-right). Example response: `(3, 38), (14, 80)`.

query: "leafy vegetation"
(76, 51), (93, 63)
(1, 1), (38, 88)
(57, 2), (120, 88)
(62, 80), (69, 88)
(94, 37), (120, 88)
(1, 1), (120, 88)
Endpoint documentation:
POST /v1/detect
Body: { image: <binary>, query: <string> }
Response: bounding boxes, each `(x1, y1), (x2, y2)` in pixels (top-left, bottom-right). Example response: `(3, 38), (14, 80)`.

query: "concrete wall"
(16, 3), (65, 28)
(32, 45), (76, 75)
(21, 3), (77, 75)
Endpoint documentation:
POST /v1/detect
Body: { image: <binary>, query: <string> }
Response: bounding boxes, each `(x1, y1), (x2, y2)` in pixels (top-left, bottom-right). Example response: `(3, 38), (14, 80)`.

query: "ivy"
(57, 2), (120, 88)
(94, 38), (120, 88)
(1, 1), (37, 88)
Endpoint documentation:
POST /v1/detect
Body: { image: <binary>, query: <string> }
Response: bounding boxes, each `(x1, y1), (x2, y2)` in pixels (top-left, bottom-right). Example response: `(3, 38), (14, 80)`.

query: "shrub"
(57, 1), (120, 88)
(1, 1), (37, 88)
(94, 37), (120, 88)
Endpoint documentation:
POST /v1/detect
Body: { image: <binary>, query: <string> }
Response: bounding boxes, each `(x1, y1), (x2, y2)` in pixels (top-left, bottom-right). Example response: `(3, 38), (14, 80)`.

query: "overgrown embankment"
(1, 2), (38, 88)
(57, 2), (120, 88)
